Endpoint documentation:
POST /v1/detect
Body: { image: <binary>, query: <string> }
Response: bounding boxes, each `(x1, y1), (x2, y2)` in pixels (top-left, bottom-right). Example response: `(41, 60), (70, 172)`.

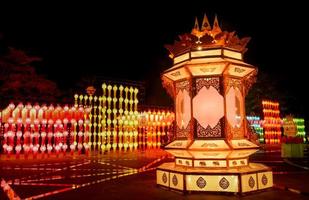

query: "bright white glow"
(174, 53), (190, 64)
(193, 86), (224, 128)
(191, 49), (221, 58)
(226, 87), (243, 128)
(223, 49), (242, 60)
(176, 90), (191, 129)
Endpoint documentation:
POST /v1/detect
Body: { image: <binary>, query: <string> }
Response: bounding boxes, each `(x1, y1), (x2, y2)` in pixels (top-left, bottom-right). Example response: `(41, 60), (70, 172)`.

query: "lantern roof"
(165, 14), (251, 59)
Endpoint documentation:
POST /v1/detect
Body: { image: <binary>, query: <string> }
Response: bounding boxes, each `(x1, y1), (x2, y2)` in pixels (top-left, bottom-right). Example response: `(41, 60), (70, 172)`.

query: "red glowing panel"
(193, 86), (224, 128)
(226, 87), (243, 128)
(262, 100), (282, 144)
(176, 89), (191, 129)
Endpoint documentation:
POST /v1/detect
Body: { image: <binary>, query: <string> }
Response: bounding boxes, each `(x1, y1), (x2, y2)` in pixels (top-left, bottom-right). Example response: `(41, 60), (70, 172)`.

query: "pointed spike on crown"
(212, 14), (222, 34)
(201, 13), (211, 31)
(191, 17), (200, 33)
(165, 15), (251, 56)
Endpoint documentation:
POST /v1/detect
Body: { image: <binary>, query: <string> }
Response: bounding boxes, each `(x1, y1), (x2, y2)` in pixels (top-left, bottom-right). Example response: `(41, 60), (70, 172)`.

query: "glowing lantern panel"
(193, 86), (224, 129)
(176, 90), (191, 129)
(226, 87), (243, 128)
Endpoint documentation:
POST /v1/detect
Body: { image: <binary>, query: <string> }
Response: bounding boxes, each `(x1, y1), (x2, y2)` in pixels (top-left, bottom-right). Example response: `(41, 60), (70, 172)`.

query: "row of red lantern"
(1, 105), (176, 155)
(262, 109), (280, 113)
(247, 119), (282, 126)
(262, 101), (280, 109)
(262, 124), (282, 129)
(2, 119), (91, 156)
(138, 110), (174, 148)
(262, 110), (280, 117)
(264, 131), (281, 137)
(139, 110), (174, 127)
(1, 103), (92, 157)
(1, 103), (90, 124)
(265, 138), (281, 144)
(262, 100), (282, 144)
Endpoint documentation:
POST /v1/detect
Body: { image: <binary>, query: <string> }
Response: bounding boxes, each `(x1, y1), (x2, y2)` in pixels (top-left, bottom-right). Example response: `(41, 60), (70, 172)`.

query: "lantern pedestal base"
(156, 162), (273, 194)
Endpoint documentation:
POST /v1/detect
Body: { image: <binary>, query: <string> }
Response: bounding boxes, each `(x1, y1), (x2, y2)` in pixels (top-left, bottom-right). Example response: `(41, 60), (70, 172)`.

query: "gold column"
(106, 85), (112, 152)
(101, 84), (107, 153)
(98, 97), (102, 151)
(79, 95), (83, 107)
(74, 94), (79, 107)
(112, 85), (118, 151)
(118, 85), (124, 150)
(92, 96), (97, 150)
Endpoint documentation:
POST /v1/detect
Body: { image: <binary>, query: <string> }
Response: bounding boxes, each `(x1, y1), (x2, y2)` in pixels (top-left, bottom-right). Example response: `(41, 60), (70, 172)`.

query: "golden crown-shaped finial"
(165, 14), (251, 58)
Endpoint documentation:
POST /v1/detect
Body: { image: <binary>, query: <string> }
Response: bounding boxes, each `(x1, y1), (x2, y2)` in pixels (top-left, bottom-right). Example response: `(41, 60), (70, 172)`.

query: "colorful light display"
(75, 83), (140, 152)
(0, 86), (176, 156)
(157, 15), (273, 194)
(283, 117), (306, 142)
(1, 103), (90, 157)
(262, 100), (282, 144)
(247, 116), (264, 143)
(138, 110), (174, 149)
(294, 118), (306, 140)
(75, 84), (175, 152)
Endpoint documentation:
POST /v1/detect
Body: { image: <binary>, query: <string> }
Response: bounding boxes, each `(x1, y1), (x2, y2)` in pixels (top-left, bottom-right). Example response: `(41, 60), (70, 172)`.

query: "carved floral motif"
(196, 77), (220, 92)
(197, 121), (222, 138)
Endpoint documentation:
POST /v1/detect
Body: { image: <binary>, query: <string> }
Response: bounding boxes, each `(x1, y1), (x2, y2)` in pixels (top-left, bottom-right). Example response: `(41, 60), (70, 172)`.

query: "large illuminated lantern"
(157, 15), (273, 193)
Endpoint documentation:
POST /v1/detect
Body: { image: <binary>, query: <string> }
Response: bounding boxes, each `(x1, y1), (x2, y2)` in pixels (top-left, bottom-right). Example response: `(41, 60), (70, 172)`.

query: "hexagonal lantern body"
(162, 46), (257, 149)
(157, 17), (272, 194)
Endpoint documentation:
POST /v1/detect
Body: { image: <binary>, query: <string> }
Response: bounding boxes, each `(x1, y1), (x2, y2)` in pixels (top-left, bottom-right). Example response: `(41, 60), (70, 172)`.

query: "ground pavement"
(1, 148), (309, 200)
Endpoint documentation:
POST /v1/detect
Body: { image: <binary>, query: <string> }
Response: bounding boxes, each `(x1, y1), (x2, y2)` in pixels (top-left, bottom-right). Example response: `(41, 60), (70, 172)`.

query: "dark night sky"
(0, 1), (308, 119)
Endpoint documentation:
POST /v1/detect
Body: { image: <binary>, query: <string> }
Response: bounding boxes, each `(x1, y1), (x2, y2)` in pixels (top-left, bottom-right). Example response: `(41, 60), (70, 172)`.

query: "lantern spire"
(212, 14), (222, 35)
(201, 13), (211, 31)
(165, 14), (251, 56)
(191, 17), (200, 34)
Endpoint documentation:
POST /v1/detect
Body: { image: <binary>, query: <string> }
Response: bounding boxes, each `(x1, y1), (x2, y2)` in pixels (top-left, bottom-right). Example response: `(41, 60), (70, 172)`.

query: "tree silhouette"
(245, 70), (289, 117)
(0, 46), (60, 107)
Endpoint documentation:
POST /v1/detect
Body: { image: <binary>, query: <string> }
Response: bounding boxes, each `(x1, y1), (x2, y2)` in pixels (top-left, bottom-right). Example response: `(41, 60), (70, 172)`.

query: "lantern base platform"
(156, 162), (272, 194)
